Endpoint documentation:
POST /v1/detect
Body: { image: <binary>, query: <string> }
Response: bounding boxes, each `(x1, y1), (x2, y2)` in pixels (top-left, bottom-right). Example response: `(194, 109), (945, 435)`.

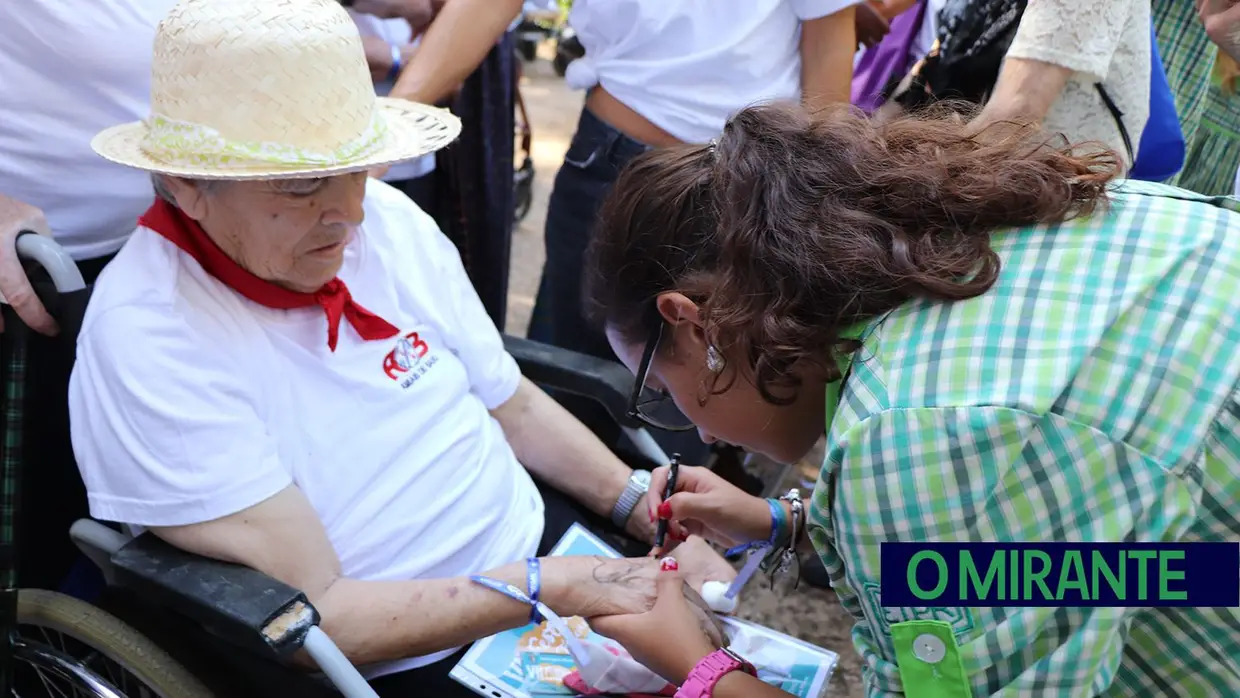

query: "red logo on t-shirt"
(383, 331), (430, 381)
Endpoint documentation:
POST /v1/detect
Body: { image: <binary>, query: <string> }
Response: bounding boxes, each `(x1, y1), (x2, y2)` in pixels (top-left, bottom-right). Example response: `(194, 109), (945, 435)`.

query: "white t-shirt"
(68, 181), (544, 676)
(348, 12), (436, 183)
(564, 0), (865, 144)
(0, 0), (180, 261)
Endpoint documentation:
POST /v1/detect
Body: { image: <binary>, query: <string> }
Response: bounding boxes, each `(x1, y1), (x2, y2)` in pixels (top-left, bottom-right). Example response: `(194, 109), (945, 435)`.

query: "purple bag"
(850, 1), (928, 114)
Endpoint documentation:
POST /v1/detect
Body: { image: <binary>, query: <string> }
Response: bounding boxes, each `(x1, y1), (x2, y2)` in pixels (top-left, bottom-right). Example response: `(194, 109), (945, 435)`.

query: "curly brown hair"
(583, 102), (1119, 405)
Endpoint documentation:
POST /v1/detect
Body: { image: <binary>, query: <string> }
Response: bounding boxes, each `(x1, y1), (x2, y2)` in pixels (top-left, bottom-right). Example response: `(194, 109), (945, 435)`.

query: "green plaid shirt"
(808, 181), (1240, 697)
(1154, 0), (1216, 192)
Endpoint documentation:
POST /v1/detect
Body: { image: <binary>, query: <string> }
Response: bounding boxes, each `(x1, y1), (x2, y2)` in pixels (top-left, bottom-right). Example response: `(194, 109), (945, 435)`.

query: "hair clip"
(707, 139), (718, 158)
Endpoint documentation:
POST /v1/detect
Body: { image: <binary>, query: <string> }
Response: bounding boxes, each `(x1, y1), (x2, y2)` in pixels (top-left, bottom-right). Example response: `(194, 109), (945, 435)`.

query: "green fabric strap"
(891, 621), (973, 698)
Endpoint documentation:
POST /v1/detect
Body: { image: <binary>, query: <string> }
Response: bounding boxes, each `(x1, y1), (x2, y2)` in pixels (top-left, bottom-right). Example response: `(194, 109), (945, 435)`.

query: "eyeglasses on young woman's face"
(625, 320), (697, 432)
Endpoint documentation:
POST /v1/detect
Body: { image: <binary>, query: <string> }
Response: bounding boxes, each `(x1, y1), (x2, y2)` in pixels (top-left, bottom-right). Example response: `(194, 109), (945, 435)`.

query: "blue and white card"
(450, 523), (838, 697)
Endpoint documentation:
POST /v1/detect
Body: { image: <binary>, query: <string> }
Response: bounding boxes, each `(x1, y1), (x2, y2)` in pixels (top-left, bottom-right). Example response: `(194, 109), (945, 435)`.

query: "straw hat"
(91, 0), (461, 180)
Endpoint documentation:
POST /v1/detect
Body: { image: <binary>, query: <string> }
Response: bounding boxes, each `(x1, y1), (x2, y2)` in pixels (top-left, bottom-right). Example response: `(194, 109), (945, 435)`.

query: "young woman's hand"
(646, 465), (772, 555)
(589, 567), (724, 685)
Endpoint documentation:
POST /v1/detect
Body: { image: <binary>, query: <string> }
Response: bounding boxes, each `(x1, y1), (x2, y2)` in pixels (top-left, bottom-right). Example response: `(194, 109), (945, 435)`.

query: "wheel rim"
(12, 624), (161, 698)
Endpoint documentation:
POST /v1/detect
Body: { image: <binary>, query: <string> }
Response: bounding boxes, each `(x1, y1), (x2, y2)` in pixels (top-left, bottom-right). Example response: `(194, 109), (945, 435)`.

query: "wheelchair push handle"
(14, 231), (86, 295)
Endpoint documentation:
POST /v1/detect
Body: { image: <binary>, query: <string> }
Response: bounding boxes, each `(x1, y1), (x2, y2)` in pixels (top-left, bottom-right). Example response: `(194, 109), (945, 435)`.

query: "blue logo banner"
(879, 542), (1240, 607)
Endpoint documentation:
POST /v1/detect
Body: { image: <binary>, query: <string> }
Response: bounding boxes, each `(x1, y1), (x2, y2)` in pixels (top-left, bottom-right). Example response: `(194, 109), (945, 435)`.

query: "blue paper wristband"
(526, 558), (544, 624)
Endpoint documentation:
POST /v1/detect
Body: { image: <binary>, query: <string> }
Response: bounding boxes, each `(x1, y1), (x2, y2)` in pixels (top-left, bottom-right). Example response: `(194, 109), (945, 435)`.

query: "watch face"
(633, 470), (653, 488)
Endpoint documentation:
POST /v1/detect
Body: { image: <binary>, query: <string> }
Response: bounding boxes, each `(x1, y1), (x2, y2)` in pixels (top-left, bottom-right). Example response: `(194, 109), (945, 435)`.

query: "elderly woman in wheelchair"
(57, 0), (733, 695)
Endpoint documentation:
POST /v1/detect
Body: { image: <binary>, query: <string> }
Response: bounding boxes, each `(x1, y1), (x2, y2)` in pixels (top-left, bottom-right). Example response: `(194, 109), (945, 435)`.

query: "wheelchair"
(2, 230), (718, 697)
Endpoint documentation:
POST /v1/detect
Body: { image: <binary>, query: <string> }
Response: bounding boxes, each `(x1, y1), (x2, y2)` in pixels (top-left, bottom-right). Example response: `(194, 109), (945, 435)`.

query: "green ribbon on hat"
(140, 111), (390, 171)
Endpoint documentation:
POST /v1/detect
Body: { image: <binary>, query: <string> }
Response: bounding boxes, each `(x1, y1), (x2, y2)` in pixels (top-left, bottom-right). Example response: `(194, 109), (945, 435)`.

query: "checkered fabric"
(807, 180), (1240, 697)
(1176, 81), (1240, 197)
(1154, 0), (1217, 191)
(0, 314), (25, 590)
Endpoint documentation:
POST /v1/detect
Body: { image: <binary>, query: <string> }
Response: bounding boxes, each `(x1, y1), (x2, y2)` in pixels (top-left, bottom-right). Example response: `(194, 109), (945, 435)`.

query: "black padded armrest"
(503, 334), (640, 427)
(111, 533), (318, 659)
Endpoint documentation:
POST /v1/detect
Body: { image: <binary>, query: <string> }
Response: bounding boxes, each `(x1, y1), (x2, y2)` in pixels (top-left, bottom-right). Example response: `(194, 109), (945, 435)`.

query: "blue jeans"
(529, 107), (710, 464)
(529, 106), (650, 358)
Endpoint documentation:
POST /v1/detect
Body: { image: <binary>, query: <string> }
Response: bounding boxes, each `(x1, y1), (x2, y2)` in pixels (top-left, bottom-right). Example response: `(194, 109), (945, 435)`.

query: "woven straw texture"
(91, 0), (460, 179)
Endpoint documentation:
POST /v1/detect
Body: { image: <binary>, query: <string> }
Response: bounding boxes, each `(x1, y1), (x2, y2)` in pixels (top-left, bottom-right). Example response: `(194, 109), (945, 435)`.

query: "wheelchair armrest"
(110, 533), (318, 659)
(502, 334), (639, 427)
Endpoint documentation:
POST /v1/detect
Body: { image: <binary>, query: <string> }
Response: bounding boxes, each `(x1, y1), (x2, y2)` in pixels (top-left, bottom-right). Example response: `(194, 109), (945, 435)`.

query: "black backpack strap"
(1095, 82), (1134, 164)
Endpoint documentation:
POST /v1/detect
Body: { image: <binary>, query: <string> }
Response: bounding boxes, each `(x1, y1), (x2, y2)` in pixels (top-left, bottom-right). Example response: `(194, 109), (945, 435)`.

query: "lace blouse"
(1006, 0), (1151, 169)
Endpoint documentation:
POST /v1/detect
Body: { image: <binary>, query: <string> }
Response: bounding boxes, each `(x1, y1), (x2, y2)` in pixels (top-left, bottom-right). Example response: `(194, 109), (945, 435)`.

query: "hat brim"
(89, 98), (460, 180)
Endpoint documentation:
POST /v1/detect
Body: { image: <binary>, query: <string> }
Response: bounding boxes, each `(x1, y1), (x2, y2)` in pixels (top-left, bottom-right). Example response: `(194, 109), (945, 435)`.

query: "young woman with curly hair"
(583, 103), (1240, 697)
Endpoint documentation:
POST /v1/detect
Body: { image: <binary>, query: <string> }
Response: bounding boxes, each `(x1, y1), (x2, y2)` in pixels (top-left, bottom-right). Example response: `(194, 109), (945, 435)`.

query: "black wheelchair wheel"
(12, 589), (214, 697)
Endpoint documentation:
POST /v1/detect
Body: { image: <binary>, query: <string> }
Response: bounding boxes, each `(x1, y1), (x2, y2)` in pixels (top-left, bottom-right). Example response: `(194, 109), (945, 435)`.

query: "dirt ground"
(505, 46), (867, 698)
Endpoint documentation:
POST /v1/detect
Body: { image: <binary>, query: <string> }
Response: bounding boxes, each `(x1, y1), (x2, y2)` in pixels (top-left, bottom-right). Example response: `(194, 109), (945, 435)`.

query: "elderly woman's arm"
(151, 486), (657, 666)
(491, 377), (655, 543)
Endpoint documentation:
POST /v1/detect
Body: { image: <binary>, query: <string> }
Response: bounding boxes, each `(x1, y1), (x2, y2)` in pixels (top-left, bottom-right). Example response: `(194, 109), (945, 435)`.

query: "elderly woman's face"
(167, 172), (368, 292)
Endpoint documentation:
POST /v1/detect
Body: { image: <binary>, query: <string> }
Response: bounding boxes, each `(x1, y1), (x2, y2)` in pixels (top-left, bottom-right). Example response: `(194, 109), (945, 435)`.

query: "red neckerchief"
(138, 198), (400, 352)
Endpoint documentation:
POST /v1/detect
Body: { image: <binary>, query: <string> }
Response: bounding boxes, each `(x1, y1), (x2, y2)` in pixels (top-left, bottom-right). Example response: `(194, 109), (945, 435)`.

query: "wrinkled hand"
(1199, 0), (1240, 63)
(855, 1), (891, 48)
(590, 568), (726, 685)
(0, 195), (56, 336)
(545, 556), (661, 620)
(646, 465), (771, 555)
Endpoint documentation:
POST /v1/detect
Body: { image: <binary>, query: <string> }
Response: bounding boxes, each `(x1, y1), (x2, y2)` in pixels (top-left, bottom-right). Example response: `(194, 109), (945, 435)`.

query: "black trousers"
(106, 477), (647, 698)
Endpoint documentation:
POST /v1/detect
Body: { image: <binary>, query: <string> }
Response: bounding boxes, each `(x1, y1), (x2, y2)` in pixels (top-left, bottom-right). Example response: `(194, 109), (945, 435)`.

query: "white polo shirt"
(0, 0), (179, 260)
(68, 181), (545, 675)
(564, 0), (865, 144)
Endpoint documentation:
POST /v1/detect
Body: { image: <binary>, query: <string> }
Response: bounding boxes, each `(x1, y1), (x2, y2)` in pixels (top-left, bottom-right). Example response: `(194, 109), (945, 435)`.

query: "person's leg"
(437, 31), (517, 333)
(526, 108), (713, 465)
(528, 107), (641, 359)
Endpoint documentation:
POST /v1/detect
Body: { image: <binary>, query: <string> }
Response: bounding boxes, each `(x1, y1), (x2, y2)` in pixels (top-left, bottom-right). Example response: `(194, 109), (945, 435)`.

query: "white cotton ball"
(701, 580), (738, 615)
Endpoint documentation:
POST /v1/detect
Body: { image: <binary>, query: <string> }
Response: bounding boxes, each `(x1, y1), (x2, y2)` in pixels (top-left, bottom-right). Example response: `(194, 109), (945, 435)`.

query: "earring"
(706, 345), (726, 373)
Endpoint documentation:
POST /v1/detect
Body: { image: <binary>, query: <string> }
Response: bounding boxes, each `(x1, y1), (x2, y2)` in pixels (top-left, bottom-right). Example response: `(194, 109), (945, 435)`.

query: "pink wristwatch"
(675, 649), (757, 698)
